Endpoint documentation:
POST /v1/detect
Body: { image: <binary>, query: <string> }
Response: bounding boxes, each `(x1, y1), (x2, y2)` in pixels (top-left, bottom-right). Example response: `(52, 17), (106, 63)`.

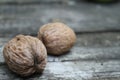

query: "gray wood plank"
(1, 32), (120, 64)
(0, 0), (75, 4)
(1, 45), (120, 63)
(48, 46), (120, 62)
(1, 32), (120, 47)
(1, 60), (120, 80)
(0, 2), (119, 35)
(0, 33), (120, 79)
(76, 32), (120, 47)
(1, 46), (120, 64)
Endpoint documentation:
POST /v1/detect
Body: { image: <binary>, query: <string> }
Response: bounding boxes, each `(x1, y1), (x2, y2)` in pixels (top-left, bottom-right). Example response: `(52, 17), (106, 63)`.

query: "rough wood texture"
(1, 32), (120, 63)
(1, 61), (120, 80)
(0, 2), (120, 35)
(0, 0), (76, 4)
(0, 33), (120, 79)
(1, 46), (120, 64)
(0, 1), (120, 79)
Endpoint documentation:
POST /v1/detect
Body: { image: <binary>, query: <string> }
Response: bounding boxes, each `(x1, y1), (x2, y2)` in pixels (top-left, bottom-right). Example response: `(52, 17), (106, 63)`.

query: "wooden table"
(0, 0), (120, 80)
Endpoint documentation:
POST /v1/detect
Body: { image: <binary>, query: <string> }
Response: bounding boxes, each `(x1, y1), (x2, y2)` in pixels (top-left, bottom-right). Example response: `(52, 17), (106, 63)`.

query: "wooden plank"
(0, 34), (120, 79)
(1, 32), (120, 46)
(0, 2), (119, 35)
(0, 0), (76, 4)
(48, 46), (120, 61)
(0, 60), (120, 80)
(76, 32), (120, 47)
(1, 46), (120, 64)
(1, 45), (120, 63)
(1, 32), (120, 63)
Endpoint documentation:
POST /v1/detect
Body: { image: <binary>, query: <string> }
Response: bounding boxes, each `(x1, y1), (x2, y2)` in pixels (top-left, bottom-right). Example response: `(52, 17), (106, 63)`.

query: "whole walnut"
(38, 22), (76, 55)
(3, 35), (47, 76)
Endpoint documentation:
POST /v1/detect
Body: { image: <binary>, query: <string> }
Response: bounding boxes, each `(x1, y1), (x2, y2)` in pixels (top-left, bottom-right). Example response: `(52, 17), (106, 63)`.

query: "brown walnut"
(38, 22), (76, 55)
(3, 35), (47, 76)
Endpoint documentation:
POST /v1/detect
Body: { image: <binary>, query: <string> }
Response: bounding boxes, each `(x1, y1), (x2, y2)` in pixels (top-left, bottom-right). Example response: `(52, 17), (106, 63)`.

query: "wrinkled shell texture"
(3, 35), (47, 76)
(38, 22), (76, 55)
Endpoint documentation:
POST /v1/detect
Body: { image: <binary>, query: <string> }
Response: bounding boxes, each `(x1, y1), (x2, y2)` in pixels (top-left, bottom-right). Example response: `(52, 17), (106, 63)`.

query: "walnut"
(38, 22), (76, 55)
(3, 35), (47, 76)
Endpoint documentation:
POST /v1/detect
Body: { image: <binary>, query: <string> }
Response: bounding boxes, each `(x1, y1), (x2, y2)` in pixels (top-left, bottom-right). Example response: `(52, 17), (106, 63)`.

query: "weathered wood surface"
(0, 2), (120, 36)
(1, 44), (120, 64)
(1, 32), (120, 63)
(0, 0), (76, 4)
(0, 1), (120, 80)
(1, 61), (120, 80)
(0, 33), (120, 80)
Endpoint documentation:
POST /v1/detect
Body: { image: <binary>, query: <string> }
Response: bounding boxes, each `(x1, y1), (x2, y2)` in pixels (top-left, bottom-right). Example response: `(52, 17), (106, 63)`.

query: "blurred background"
(0, 0), (120, 37)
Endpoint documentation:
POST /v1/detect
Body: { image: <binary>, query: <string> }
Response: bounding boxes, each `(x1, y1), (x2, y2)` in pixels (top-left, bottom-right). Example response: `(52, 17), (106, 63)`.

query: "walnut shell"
(3, 35), (47, 76)
(38, 22), (76, 55)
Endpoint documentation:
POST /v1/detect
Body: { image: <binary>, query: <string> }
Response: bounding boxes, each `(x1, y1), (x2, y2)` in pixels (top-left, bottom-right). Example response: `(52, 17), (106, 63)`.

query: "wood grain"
(0, 60), (120, 80)
(0, 34), (120, 80)
(1, 46), (120, 63)
(0, 2), (120, 79)
(0, 2), (119, 35)
(1, 33), (120, 64)
(0, 0), (74, 4)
